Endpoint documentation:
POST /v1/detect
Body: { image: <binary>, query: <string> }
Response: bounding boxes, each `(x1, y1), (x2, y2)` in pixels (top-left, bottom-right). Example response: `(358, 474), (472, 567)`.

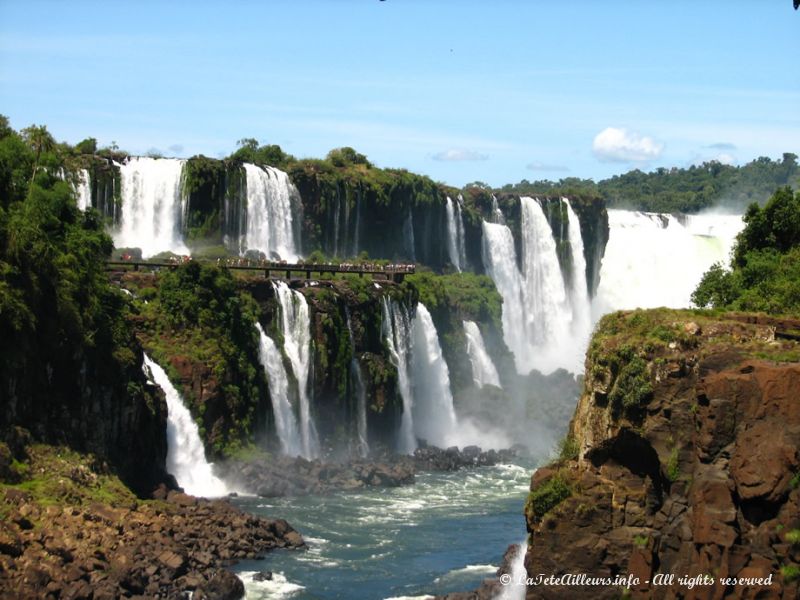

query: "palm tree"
(22, 124), (55, 185)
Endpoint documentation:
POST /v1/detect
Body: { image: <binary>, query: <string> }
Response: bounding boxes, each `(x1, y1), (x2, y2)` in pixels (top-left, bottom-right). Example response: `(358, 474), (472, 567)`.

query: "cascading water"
(463, 320), (501, 389)
(594, 210), (743, 315)
(403, 211), (416, 260)
(445, 196), (467, 271)
(351, 359), (369, 458)
(74, 169), (92, 211)
(255, 323), (302, 457)
(273, 281), (319, 459)
(242, 163), (300, 261)
(410, 303), (459, 447)
(345, 310), (369, 458)
(115, 157), (189, 258)
(482, 197), (589, 374)
(381, 297), (416, 454)
(496, 541), (528, 600)
(482, 219), (528, 374)
(142, 353), (228, 497)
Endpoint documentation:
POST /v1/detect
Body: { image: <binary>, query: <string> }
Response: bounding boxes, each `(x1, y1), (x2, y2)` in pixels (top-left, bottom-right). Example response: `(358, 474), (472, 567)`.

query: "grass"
(525, 471), (572, 520)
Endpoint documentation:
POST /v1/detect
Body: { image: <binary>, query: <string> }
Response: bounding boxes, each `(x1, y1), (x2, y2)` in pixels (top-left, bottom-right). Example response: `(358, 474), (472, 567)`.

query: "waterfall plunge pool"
(232, 459), (535, 600)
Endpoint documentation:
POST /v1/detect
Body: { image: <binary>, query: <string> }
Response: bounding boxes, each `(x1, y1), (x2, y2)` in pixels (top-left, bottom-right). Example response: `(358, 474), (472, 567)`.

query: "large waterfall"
(142, 354), (228, 497)
(381, 297), (416, 454)
(410, 303), (459, 446)
(115, 157), (189, 258)
(273, 281), (319, 459)
(243, 164), (300, 261)
(482, 197), (593, 375)
(255, 323), (302, 457)
(594, 210), (743, 315)
(463, 320), (501, 389)
(445, 196), (467, 271)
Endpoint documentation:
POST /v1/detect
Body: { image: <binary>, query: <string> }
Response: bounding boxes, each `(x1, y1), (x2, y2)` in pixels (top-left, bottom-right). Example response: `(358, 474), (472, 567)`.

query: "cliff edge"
(524, 309), (800, 599)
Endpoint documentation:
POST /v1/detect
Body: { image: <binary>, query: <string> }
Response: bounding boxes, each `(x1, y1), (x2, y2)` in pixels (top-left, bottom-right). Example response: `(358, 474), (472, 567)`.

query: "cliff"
(523, 309), (800, 599)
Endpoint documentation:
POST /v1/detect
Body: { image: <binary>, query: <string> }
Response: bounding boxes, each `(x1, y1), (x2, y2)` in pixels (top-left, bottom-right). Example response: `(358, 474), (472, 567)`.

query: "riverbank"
(0, 440), (305, 599)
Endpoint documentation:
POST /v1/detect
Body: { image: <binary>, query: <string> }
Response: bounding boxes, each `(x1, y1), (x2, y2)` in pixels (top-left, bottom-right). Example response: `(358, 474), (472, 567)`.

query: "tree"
(21, 124), (55, 185)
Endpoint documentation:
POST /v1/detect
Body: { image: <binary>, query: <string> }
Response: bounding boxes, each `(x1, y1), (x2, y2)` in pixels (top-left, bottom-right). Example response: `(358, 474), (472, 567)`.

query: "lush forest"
(499, 153), (800, 214)
(692, 185), (800, 314)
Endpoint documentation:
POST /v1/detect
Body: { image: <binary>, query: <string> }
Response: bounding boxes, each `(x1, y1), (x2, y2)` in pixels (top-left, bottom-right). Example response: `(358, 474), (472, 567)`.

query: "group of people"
(212, 258), (415, 272)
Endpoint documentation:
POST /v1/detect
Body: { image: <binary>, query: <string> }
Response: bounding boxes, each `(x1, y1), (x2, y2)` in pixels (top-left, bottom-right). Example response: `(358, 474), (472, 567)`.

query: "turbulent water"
(463, 320), (501, 389)
(256, 323), (302, 457)
(142, 354), (228, 497)
(115, 157), (189, 258)
(233, 460), (533, 600)
(242, 164), (300, 261)
(273, 282), (319, 459)
(594, 210), (743, 316)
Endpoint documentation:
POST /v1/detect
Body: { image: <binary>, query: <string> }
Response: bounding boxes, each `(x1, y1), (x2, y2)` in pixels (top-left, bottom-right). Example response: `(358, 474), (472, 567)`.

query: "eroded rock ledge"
(523, 310), (800, 599)
(0, 443), (304, 599)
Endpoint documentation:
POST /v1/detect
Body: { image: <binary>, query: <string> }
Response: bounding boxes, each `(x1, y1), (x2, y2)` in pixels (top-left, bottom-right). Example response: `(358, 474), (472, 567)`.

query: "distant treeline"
(497, 153), (800, 214)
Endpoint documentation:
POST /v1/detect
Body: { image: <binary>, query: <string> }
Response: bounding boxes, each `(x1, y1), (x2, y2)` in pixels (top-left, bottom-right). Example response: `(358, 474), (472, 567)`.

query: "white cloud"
(527, 161), (570, 172)
(592, 127), (664, 163)
(167, 143), (184, 154)
(431, 148), (489, 162)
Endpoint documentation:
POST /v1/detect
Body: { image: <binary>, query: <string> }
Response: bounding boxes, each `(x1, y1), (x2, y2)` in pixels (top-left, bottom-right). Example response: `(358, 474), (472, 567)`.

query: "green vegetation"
(132, 262), (266, 457)
(692, 187), (800, 315)
(666, 446), (680, 482)
(607, 355), (653, 416)
(557, 434), (580, 461)
(780, 565), (800, 583)
(525, 471), (572, 520)
(403, 271), (502, 328)
(500, 153), (800, 214)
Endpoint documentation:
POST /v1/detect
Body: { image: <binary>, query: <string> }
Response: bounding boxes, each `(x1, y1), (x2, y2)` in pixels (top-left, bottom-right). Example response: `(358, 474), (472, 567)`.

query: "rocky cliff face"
(524, 310), (800, 599)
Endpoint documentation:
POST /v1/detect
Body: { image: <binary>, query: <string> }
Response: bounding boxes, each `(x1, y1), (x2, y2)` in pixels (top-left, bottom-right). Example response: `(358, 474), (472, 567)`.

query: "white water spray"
(445, 196), (467, 271)
(381, 297), (416, 454)
(255, 323), (302, 457)
(115, 157), (189, 258)
(410, 303), (459, 446)
(142, 354), (228, 497)
(463, 320), (501, 389)
(273, 281), (319, 459)
(243, 164), (300, 261)
(75, 169), (92, 211)
(594, 210), (743, 315)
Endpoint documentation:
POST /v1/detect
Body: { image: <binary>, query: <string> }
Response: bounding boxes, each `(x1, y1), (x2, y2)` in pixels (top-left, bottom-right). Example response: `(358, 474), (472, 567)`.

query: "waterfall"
(482, 197), (584, 374)
(456, 194), (467, 269)
(345, 310), (369, 458)
(445, 196), (466, 272)
(352, 188), (362, 256)
(75, 169), (92, 211)
(563, 198), (593, 370)
(115, 157), (189, 258)
(403, 211), (416, 260)
(142, 354), (228, 497)
(496, 541), (528, 600)
(255, 323), (302, 457)
(594, 210), (743, 315)
(491, 194), (506, 224)
(242, 163), (300, 261)
(463, 320), (501, 388)
(481, 220), (528, 373)
(273, 281), (319, 459)
(410, 303), (459, 446)
(351, 359), (369, 458)
(381, 297), (416, 454)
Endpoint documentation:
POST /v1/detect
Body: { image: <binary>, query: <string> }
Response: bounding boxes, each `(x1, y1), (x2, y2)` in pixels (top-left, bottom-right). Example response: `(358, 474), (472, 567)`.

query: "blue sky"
(1, 0), (797, 187)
